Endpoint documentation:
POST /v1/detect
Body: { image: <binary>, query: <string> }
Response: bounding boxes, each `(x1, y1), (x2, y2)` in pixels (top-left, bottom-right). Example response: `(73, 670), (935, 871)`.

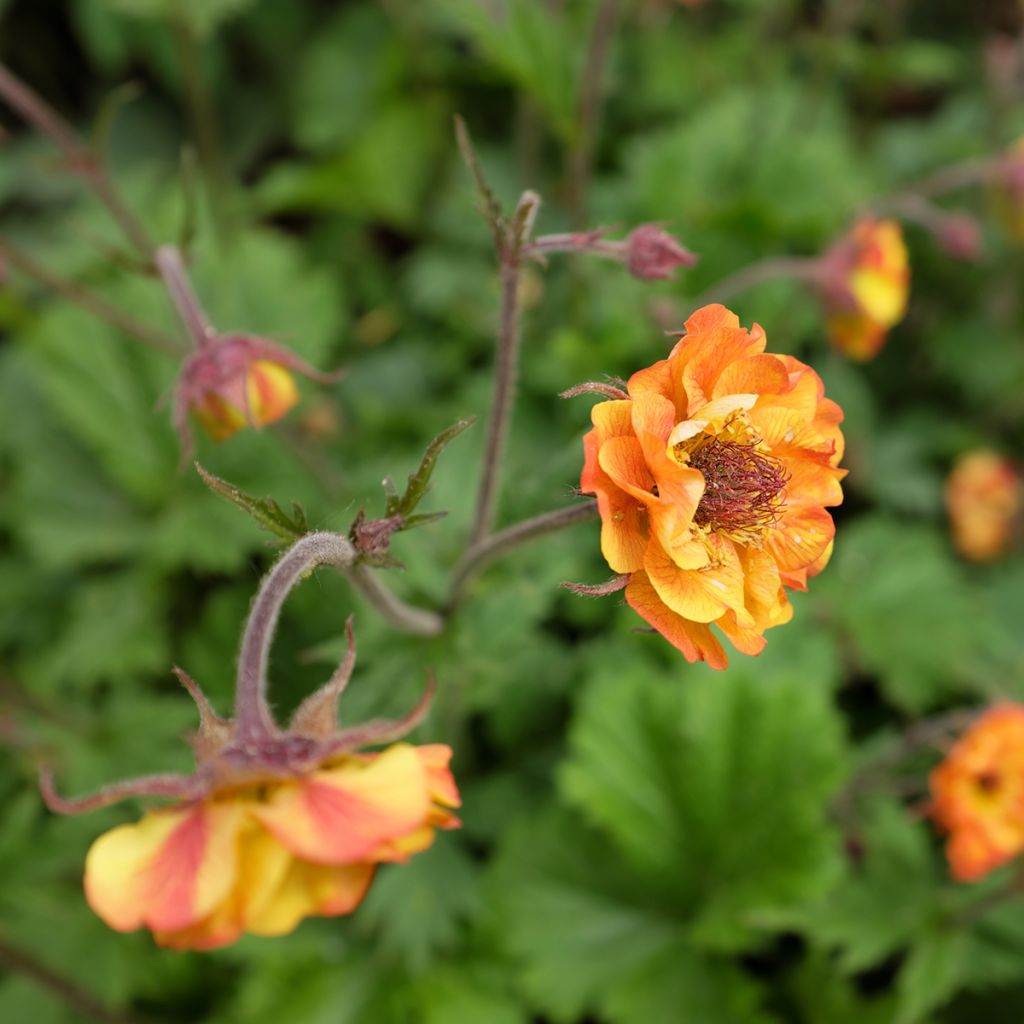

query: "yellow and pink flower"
(574, 303), (845, 669)
(931, 705), (1024, 882)
(42, 533), (460, 950)
(945, 450), (1022, 562)
(820, 219), (910, 361)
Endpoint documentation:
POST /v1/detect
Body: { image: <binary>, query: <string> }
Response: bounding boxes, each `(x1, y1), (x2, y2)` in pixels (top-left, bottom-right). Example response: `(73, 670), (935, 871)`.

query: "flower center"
(689, 437), (789, 542)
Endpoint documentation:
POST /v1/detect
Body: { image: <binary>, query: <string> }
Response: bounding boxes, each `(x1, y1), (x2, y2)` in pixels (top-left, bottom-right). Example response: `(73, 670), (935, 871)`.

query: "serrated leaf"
(385, 417), (475, 520)
(493, 809), (773, 1024)
(561, 668), (846, 949)
(195, 463), (307, 542)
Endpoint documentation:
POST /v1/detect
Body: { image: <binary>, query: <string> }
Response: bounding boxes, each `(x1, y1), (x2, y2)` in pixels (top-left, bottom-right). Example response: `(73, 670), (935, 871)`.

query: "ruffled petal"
(253, 744), (431, 866)
(625, 570), (728, 669)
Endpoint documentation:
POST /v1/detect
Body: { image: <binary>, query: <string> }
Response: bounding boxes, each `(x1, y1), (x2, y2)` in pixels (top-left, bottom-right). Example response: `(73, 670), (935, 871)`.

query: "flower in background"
(173, 333), (338, 450)
(41, 534), (460, 950)
(624, 224), (697, 281)
(992, 138), (1024, 242)
(931, 705), (1024, 882)
(820, 219), (910, 361)
(945, 450), (1021, 562)
(155, 246), (343, 456)
(575, 303), (845, 669)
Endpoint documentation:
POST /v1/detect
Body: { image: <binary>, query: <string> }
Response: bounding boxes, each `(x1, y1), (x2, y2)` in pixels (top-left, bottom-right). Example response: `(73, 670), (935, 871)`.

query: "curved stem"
(448, 500), (599, 613)
(234, 533), (444, 742)
(155, 245), (216, 349)
(234, 532), (357, 742)
(687, 256), (822, 311)
(347, 564), (444, 637)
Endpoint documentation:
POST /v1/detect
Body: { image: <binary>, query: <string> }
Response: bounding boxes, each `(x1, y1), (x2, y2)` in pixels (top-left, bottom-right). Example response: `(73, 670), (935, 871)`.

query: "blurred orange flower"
(821, 219), (910, 361)
(945, 450), (1021, 562)
(82, 743), (459, 950)
(578, 303), (845, 669)
(931, 705), (1024, 882)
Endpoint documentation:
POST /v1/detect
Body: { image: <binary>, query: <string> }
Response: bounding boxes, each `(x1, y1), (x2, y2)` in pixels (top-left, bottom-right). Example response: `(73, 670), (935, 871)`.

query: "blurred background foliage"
(1, 0), (1024, 1021)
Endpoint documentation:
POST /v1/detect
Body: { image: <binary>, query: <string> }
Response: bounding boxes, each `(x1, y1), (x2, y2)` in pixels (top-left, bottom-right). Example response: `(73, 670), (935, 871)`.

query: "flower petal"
(625, 570), (728, 669)
(85, 801), (246, 935)
(252, 744), (431, 866)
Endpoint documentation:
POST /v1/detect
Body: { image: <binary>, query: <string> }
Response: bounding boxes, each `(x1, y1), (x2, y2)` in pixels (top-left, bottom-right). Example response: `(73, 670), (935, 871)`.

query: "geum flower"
(945, 450), (1022, 562)
(819, 218), (910, 361)
(574, 304), (845, 669)
(41, 533), (459, 950)
(930, 705), (1024, 882)
(155, 246), (343, 457)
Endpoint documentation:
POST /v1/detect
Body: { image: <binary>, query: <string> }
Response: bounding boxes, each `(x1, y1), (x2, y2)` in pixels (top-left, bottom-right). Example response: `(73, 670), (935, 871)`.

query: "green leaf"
(816, 517), (985, 711)
(195, 463), (307, 543)
(493, 809), (773, 1024)
(356, 840), (480, 973)
(385, 417), (476, 521)
(561, 667), (846, 949)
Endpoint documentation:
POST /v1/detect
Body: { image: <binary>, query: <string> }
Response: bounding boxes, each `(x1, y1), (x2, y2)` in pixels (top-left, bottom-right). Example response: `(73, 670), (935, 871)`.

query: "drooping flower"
(173, 333), (338, 450)
(930, 705), (1024, 882)
(945, 450), (1022, 562)
(575, 303), (845, 669)
(819, 218), (910, 361)
(41, 533), (460, 950)
(155, 246), (342, 456)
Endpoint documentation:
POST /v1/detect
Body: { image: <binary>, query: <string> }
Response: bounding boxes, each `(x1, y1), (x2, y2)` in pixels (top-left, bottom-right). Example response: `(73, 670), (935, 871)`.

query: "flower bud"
(625, 224), (697, 281)
(936, 211), (984, 262)
(173, 334), (341, 455)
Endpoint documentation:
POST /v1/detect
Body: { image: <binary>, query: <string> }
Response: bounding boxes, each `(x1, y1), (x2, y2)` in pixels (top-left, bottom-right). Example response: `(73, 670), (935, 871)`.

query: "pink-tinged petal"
(246, 860), (375, 937)
(766, 506), (836, 574)
(253, 744), (431, 866)
(625, 571), (728, 669)
(644, 535), (751, 626)
(85, 801), (246, 935)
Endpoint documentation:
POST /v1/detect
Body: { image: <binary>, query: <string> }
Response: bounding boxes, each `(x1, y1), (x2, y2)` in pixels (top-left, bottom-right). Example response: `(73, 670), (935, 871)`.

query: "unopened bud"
(625, 224), (697, 281)
(936, 212), (984, 261)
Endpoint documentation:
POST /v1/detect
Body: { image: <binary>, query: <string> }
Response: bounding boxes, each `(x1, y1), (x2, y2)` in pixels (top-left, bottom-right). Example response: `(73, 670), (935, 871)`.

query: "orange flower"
(945, 450), (1022, 562)
(930, 705), (1024, 882)
(821, 219), (910, 361)
(577, 304), (845, 669)
(42, 533), (459, 950)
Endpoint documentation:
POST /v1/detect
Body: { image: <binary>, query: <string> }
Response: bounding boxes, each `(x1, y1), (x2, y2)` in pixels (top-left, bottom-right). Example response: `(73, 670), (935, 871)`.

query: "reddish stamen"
(690, 438), (789, 537)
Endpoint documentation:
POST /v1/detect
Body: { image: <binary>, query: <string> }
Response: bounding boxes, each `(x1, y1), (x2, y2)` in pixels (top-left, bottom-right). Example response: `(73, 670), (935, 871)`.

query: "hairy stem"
(0, 239), (182, 354)
(0, 61), (154, 261)
(0, 935), (143, 1024)
(235, 533), (443, 742)
(449, 500), (599, 612)
(469, 251), (524, 544)
(155, 244), (216, 349)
